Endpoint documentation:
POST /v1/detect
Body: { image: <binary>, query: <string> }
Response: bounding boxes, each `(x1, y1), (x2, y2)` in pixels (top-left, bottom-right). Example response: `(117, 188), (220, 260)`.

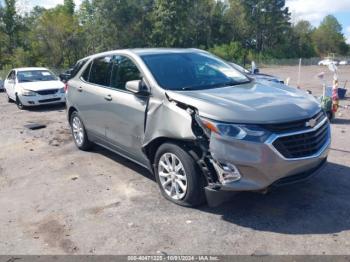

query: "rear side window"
(81, 62), (92, 81)
(88, 56), (113, 86)
(71, 59), (88, 78)
(110, 56), (141, 90)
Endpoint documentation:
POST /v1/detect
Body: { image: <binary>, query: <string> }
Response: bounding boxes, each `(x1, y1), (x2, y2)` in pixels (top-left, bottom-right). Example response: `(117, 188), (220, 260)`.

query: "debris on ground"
(24, 123), (47, 130)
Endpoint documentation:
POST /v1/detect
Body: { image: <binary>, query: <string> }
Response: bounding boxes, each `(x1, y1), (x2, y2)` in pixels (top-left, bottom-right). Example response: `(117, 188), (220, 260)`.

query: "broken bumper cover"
(207, 126), (330, 192)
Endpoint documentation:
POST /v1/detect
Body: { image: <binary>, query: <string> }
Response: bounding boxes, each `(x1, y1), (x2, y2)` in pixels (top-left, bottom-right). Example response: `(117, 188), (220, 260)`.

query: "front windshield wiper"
(179, 80), (250, 91)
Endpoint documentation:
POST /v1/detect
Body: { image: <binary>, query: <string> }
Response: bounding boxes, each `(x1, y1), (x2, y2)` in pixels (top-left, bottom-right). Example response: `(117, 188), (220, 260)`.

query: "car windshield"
(229, 63), (250, 74)
(141, 52), (250, 91)
(17, 70), (57, 83)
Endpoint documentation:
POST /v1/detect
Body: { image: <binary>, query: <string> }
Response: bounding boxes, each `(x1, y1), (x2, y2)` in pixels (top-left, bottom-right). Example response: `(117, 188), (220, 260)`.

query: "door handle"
(104, 94), (112, 101)
(77, 86), (83, 92)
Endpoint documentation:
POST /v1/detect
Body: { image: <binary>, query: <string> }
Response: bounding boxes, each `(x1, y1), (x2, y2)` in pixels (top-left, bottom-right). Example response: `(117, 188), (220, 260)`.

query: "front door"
(104, 55), (149, 165)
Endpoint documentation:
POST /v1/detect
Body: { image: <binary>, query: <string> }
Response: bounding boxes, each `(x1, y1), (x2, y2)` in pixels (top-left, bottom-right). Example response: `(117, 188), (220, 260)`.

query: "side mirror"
(59, 73), (70, 82)
(306, 90), (312, 94)
(253, 68), (260, 74)
(126, 80), (150, 95)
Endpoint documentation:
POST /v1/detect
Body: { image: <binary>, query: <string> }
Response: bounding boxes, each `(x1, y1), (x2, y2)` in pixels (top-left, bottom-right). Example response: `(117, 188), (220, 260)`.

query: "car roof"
(83, 48), (207, 61)
(129, 48), (206, 56)
(14, 67), (49, 72)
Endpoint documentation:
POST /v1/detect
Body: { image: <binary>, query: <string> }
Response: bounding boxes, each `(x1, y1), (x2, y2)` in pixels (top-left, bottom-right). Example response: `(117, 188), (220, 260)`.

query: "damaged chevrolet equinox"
(66, 49), (330, 207)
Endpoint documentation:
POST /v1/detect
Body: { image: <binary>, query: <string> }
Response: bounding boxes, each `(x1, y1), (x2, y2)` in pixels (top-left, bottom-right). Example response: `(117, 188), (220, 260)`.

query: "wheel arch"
(143, 137), (202, 168)
(68, 106), (78, 121)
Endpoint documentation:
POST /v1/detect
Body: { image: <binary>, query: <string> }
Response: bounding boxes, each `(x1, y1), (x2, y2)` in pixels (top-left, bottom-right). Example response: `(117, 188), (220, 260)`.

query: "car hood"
(17, 80), (64, 91)
(166, 81), (321, 124)
(249, 73), (282, 83)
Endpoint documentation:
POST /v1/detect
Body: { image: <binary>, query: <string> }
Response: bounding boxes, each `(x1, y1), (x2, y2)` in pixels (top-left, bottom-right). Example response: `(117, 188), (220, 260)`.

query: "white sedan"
(4, 67), (66, 109)
(318, 59), (339, 66)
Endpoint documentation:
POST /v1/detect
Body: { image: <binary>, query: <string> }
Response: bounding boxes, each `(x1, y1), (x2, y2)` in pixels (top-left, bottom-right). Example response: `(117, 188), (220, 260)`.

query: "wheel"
(70, 111), (92, 151)
(16, 95), (25, 110)
(154, 143), (206, 207)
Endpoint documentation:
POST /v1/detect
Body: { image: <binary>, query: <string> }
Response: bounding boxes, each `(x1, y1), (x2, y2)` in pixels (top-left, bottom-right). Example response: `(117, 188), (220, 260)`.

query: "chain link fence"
(257, 57), (350, 67)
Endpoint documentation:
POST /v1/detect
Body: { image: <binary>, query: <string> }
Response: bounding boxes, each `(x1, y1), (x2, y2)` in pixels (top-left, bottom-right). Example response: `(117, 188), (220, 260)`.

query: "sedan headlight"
(59, 87), (65, 93)
(197, 116), (271, 142)
(21, 89), (37, 96)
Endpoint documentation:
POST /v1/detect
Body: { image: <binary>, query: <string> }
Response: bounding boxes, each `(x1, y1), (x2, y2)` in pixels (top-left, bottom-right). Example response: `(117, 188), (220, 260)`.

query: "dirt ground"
(0, 65), (350, 255)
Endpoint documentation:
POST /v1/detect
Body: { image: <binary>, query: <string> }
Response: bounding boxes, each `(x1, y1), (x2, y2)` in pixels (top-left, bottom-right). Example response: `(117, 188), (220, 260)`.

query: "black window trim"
(79, 53), (151, 95)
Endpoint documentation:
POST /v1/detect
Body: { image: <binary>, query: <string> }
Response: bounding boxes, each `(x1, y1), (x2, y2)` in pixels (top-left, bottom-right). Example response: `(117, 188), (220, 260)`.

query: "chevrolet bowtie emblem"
(305, 118), (317, 128)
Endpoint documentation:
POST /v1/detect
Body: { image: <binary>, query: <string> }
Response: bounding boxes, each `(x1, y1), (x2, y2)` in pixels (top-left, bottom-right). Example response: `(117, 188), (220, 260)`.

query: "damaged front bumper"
(206, 121), (330, 192)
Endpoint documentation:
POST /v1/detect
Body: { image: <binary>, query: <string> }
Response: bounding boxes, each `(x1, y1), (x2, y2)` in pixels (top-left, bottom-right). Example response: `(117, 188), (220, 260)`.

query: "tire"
(16, 95), (25, 110)
(70, 111), (92, 151)
(154, 143), (206, 207)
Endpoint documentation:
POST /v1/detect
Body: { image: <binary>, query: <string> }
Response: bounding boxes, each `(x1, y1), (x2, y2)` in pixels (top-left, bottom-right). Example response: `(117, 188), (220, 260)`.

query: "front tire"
(16, 95), (25, 110)
(154, 143), (206, 207)
(70, 111), (92, 151)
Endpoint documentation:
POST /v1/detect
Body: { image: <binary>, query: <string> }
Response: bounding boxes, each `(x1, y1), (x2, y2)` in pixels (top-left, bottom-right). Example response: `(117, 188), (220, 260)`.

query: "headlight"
(21, 89), (36, 96)
(197, 116), (271, 142)
(59, 87), (65, 93)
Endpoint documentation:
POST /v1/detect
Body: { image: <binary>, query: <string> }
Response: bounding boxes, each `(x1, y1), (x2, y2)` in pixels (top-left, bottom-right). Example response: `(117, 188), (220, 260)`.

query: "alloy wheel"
(72, 116), (84, 146)
(158, 153), (188, 200)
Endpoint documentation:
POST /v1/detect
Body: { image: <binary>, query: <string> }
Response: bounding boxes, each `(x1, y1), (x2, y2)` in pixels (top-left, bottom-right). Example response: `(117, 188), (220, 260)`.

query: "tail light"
(64, 83), (68, 92)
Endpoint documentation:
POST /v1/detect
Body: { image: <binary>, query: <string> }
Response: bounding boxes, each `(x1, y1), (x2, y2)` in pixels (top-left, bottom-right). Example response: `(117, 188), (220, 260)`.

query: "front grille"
(38, 98), (61, 103)
(272, 121), (329, 158)
(262, 110), (325, 133)
(36, 89), (58, 95)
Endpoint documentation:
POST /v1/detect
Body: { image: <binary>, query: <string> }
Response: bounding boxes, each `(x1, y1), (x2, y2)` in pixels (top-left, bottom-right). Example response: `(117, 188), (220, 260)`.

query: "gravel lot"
(0, 65), (350, 255)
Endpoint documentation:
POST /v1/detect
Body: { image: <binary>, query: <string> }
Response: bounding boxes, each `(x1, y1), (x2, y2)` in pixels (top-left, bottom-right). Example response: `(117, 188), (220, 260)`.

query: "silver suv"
(66, 49), (330, 207)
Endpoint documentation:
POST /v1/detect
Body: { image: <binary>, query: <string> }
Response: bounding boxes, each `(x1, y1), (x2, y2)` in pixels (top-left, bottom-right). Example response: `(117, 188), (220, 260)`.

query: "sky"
(5, 0), (350, 43)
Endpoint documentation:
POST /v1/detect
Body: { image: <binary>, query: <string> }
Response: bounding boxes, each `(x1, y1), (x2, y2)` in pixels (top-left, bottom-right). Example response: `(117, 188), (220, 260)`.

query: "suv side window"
(89, 56), (113, 86)
(81, 61), (92, 81)
(71, 58), (88, 78)
(110, 56), (141, 90)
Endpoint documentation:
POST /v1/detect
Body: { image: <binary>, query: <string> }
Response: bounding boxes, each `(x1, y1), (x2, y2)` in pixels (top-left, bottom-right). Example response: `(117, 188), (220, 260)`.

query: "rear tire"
(154, 143), (206, 207)
(70, 111), (92, 151)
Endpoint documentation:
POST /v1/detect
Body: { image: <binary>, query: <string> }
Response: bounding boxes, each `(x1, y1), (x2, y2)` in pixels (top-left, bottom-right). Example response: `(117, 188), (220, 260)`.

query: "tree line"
(0, 0), (349, 71)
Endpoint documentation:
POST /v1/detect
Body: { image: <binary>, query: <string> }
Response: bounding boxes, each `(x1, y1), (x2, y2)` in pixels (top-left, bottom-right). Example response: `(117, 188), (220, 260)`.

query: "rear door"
(71, 56), (114, 139)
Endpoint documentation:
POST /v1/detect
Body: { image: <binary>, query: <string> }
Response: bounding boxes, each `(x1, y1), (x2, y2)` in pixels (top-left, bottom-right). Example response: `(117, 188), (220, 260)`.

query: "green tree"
(241, 0), (291, 53)
(77, 0), (99, 54)
(312, 15), (349, 56)
(2, 0), (17, 53)
(64, 0), (75, 15)
(30, 6), (83, 67)
(292, 20), (316, 58)
(151, 0), (193, 47)
(93, 0), (154, 50)
(209, 41), (245, 64)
